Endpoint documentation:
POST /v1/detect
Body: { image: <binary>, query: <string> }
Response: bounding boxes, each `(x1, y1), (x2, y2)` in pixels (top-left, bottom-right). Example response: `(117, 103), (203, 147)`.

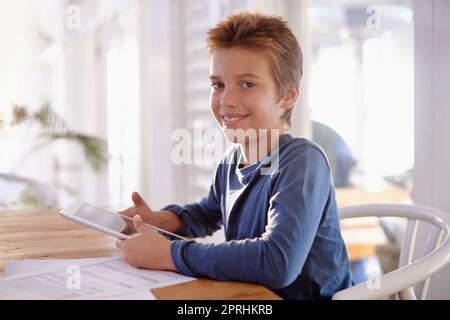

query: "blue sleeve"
(161, 165), (223, 238)
(170, 146), (332, 289)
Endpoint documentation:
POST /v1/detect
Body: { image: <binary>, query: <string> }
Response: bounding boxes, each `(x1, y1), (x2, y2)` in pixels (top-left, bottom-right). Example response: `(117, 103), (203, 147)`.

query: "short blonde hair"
(206, 11), (303, 129)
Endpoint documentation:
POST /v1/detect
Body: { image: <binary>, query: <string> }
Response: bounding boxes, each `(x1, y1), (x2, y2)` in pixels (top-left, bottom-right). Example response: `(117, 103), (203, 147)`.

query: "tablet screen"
(75, 203), (126, 232)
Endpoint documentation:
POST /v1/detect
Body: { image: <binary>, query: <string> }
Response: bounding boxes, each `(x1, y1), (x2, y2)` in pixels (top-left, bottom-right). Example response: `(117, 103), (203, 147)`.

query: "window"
(96, 2), (140, 208)
(308, 1), (414, 192)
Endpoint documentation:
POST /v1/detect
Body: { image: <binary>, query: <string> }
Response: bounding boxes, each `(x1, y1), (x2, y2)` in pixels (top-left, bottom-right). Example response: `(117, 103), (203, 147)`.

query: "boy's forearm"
(154, 210), (183, 234)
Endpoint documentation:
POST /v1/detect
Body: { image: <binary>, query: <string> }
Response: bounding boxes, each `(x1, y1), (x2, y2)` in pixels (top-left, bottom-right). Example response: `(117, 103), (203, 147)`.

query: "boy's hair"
(206, 11), (303, 130)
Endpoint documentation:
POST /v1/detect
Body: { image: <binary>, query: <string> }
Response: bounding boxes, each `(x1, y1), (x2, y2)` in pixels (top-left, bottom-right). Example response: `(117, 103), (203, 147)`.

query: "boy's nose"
(220, 89), (238, 108)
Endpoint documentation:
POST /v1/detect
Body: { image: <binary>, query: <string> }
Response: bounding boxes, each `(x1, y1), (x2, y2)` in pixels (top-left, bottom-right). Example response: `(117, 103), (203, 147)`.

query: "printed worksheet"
(0, 256), (195, 300)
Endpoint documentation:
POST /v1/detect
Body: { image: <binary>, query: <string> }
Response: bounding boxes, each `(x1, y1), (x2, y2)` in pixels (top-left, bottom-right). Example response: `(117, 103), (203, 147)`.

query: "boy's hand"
(119, 192), (157, 235)
(116, 215), (176, 271)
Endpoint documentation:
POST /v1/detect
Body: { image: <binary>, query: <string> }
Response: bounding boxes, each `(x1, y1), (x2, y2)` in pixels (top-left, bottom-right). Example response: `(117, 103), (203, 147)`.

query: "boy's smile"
(209, 46), (289, 139)
(220, 112), (250, 127)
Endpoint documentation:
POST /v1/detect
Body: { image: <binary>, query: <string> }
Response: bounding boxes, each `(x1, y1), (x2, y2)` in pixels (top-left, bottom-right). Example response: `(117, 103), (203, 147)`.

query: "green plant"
(3, 103), (109, 173)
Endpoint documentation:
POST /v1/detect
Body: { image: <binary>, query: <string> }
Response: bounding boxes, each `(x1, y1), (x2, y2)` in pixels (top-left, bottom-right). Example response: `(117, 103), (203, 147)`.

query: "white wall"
(412, 0), (450, 299)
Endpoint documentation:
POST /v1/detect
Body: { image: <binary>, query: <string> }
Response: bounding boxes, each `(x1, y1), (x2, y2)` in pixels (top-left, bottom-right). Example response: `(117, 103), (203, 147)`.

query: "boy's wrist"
(145, 210), (168, 229)
(163, 240), (177, 271)
(154, 210), (182, 234)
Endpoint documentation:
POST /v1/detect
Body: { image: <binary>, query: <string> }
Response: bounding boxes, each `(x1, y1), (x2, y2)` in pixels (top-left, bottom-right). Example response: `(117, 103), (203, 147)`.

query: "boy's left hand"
(116, 215), (177, 271)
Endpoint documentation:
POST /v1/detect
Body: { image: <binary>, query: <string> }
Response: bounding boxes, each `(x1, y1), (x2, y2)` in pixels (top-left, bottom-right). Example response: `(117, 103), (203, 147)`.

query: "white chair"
(333, 203), (450, 300)
(0, 173), (57, 209)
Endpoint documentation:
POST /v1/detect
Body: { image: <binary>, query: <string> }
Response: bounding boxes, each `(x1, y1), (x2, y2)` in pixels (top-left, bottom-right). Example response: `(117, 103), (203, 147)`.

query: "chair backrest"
(332, 203), (450, 300)
(0, 173), (57, 209)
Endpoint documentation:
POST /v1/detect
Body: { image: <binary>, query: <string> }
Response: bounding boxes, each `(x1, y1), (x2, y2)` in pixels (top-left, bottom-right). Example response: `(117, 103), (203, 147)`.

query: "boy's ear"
(281, 83), (300, 110)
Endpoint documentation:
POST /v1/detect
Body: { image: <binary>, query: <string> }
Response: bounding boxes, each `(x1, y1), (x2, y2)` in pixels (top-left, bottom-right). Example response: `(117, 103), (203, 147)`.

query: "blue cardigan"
(163, 133), (353, 299)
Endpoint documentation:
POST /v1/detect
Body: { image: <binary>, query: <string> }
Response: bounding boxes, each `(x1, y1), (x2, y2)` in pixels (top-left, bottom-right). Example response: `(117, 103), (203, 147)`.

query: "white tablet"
(60, 199), (131, 239)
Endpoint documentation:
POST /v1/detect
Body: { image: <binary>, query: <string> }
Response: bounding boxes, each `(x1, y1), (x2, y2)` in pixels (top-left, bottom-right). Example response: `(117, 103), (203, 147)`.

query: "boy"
(116, 11), (353, 299)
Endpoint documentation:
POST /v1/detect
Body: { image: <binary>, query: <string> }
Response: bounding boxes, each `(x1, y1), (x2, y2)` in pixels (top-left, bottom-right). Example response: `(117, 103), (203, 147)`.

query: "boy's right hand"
(119, 192), (157, 235)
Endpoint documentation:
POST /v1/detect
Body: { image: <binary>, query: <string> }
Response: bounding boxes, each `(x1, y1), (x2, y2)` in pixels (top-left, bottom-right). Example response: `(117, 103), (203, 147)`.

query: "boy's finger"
(132, 192), (144, 206)
(116, 239), (124, 249)
(133, 215), (146, 233)
(120, 224), (133, 235)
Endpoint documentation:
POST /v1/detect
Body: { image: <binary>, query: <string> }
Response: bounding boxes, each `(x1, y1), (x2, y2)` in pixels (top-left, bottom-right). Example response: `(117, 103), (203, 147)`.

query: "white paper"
(4, 257), (109, 277)
(0, 256), (195, 300)
(3, 257), (153, 300)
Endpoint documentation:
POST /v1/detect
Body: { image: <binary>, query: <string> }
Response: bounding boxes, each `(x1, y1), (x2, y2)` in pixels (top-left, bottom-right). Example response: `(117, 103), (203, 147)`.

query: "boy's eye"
(241, 81), (256, 88)
(211, 82), (224, 89)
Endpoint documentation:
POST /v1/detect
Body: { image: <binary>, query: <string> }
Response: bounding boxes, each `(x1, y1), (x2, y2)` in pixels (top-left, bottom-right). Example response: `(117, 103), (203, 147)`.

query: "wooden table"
(0, 209), (280, 299)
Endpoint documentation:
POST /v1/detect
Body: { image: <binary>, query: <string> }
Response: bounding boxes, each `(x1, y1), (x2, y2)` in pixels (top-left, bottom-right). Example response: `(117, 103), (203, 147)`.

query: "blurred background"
(0, 0), (449, 298)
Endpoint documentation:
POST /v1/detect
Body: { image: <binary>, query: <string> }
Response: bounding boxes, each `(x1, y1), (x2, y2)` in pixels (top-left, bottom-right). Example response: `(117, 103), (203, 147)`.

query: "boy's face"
(209, 47), (292, 143)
